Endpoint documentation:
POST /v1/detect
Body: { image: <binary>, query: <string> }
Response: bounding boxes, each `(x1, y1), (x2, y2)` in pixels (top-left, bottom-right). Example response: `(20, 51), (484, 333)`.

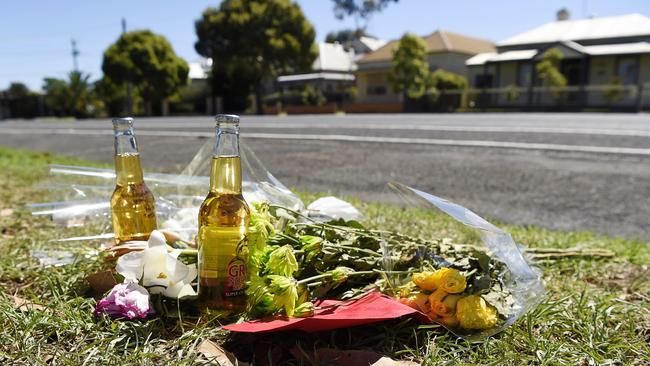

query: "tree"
(102, 30), (189, 115)
(536, 48), (567, 101)
(389, 33), (431, 99)
(5, 82), (40, 118)
(430, 69), (467, 91)
(332, 0), (399, 31)
(195, 0), (317, 114)
(43, 71), (100, 118)
(325, 29), (360, 44)
(95, 77), (140, 117)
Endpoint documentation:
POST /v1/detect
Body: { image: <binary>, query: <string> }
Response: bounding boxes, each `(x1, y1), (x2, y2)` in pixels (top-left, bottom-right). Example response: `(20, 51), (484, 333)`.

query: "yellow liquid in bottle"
(198, 156), (250, 313)
(110, 153), (157, 243)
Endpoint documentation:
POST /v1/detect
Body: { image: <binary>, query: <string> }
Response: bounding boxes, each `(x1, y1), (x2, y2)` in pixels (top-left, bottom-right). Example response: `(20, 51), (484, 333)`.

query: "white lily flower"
(116, 230), (197, 298)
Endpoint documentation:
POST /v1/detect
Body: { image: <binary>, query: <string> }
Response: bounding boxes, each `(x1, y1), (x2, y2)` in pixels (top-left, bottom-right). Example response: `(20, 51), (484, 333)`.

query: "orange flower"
(439, 314), (459, 328)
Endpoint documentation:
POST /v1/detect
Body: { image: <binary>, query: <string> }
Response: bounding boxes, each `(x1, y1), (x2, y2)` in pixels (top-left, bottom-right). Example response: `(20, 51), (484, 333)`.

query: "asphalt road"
(1, 113), (650, 241)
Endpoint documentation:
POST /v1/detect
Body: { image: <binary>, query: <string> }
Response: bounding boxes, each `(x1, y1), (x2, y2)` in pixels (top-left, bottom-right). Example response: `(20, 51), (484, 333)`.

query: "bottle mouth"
(113, 117), (134, 130)
(113, 117), (133, 135)
(215, 114), (240, 126)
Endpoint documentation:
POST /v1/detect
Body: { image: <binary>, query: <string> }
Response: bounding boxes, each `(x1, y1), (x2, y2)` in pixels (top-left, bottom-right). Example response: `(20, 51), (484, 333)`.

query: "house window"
(367, 86), (387, 95)
(474, 74), (493, 88)
(617, 57), (638, 85)
(517, 63), (533, 87)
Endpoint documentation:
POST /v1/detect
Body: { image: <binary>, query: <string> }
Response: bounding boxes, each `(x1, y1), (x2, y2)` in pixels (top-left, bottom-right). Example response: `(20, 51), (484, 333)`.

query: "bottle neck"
(114, 126), (144, 185)
(114, 126), (139, 155)
(209, 124), (242, 194)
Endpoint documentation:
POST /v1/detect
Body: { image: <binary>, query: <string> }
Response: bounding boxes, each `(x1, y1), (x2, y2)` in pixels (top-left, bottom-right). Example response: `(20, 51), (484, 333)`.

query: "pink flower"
(94, 282), (153, 319)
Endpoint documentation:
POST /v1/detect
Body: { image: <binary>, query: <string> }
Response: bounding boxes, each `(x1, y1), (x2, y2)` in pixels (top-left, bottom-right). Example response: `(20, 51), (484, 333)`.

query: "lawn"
(0, 146), (648, 365)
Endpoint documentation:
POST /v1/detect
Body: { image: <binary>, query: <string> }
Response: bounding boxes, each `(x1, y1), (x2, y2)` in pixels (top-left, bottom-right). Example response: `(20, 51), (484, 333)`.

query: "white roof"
(312, 42), (356, 72)
(468, 41), (650, 66)
(466, 52), (497, 66)
(490, 50), (538, 62)
(277, 72), (355, 83)
(499, 14), (650, 47)
(583, 42), (650, 55)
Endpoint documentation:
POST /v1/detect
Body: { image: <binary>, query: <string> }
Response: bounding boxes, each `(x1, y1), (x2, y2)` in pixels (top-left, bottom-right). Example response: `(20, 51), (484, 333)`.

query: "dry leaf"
(11, 295), (46, 312)
(0, 208), (14, 217)
(198, 339), (249, 366)
(86, 270), (118, 296)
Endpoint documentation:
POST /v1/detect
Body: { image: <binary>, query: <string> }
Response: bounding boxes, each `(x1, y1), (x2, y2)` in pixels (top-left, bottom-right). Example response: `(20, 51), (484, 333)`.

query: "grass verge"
(0, 146), (648, 365)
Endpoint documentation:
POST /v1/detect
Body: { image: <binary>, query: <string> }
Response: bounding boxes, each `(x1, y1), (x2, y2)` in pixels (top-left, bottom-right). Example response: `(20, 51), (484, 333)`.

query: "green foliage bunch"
(300, 85), (326, 106)
(536, 48), (567, 100)
(43, 71), (101, 118)
(430, 69), (468, 91)
(3, 83), (40, 118)
(390, 33), (432, 99)
(102, 30), (189, 115)
(602, 76), (626, 103)
(195, 0), (317, 112)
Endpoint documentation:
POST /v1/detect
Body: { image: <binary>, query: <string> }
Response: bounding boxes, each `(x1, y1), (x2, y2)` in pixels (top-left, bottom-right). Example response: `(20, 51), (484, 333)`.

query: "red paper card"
(223, 291), (431, 333)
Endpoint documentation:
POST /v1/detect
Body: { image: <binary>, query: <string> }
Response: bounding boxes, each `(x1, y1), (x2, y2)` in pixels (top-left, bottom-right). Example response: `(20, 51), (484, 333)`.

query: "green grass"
(0, 146), (649, 365)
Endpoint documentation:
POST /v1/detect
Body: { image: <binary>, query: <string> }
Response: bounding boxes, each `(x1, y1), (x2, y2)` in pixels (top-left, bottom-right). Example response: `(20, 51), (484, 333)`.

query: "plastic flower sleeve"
(29, 138), (303, 242)
(385, 182), (545, 340)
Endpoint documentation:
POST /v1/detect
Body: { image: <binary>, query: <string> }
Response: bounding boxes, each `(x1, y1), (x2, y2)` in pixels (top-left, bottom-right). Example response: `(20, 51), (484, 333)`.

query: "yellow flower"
(411, 271), (438, 291)
(412, 268), (467, 294)
(455, 295), (498, 330)
(436, 268), (467, 294)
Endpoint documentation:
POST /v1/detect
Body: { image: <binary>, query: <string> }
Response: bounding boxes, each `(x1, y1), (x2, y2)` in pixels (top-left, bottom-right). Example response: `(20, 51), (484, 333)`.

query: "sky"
(1, 0), (649, 90)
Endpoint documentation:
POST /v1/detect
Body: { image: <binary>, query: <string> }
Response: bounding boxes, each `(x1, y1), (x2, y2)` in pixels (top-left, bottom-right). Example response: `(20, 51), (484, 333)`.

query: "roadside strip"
(6, 122), (650, 137)
(3, 127), (650, 156)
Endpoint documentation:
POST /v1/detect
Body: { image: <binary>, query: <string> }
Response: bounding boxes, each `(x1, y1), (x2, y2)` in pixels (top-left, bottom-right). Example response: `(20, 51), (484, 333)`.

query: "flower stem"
(296, 270), (412, 286)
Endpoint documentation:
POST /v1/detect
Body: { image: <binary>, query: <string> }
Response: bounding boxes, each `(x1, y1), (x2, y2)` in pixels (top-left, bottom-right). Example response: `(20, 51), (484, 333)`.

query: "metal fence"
(461, 83), (650, 112)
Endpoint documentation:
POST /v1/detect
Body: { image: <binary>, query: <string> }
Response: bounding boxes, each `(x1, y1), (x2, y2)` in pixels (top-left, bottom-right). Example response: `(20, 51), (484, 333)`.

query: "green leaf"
(266, 245), (299, 277)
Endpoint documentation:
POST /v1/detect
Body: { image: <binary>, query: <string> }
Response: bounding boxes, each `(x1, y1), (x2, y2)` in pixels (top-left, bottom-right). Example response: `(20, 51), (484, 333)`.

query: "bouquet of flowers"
(32, 139), (544, 340)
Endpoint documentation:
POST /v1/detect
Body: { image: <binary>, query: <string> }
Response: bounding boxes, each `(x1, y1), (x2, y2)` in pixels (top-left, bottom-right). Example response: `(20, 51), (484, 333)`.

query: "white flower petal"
(147, 230), (167, 247)
(142, 245), (168, 287)
(115, 251), (144, 281)
(165, 253), (190, 283)
(183, 263), (198, 284)
(164, 282), (196, 298)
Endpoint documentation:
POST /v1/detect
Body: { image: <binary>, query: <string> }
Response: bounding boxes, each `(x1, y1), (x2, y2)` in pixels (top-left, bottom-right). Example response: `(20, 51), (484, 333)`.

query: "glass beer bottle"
(198, 114), (250, 313)
(110, 117), (157, 243)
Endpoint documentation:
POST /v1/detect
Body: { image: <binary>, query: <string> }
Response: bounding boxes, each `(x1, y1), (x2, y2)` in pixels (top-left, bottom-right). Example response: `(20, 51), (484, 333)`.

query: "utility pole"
(71, 39), (80, 72)
(122, 17), (133, 115)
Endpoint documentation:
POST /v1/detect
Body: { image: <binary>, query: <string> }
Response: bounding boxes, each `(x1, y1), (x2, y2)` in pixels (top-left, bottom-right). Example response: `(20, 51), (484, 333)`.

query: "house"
(277, 42), (357, 95)
(354, 30), (495, 111)
(466, 11), (650, 110)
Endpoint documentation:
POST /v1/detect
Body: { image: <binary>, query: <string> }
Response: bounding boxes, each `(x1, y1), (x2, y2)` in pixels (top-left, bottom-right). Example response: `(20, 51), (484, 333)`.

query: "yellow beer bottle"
(198, 114), (250, 313)
(110, 117), (157, 243)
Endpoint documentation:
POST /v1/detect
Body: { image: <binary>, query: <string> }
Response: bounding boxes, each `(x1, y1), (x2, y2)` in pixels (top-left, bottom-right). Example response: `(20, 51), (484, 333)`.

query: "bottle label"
(199, 226), (248, 296)
(225, 257), (247, 297)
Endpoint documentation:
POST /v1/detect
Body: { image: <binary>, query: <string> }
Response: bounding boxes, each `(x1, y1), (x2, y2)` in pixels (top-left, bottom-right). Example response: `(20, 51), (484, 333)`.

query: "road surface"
(1, 113), (649, 241)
